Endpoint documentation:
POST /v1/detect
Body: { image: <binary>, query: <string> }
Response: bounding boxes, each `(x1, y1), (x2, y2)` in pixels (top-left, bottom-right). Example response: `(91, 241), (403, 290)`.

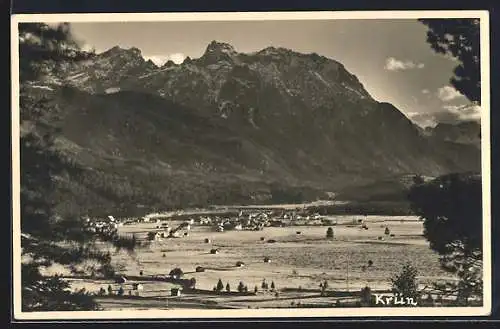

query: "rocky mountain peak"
(204, 40), (237, 55)
(199, 40), (238, 65)
(98, 45), (144, 60)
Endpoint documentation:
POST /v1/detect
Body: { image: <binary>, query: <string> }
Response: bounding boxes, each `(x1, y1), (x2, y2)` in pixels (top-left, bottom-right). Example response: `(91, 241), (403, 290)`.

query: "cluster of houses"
(142, 209), (337, 238)
(147, 220), (193, 241)
(83, 208), (338, 241)
(83, 215), (124, 234)
(197, 210), (334, 232)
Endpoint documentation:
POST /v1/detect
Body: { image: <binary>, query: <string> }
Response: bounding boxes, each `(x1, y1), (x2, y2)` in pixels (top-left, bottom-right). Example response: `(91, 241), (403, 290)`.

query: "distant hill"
(424, 121), (481, 148)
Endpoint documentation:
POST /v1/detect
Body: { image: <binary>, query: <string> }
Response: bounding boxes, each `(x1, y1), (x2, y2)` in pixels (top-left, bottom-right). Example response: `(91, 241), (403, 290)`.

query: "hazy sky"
(67, 19), (479, 127)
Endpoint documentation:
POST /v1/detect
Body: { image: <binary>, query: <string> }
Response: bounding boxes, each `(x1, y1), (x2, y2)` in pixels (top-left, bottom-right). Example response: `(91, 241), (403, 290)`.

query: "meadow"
(63, 214), (454, 309)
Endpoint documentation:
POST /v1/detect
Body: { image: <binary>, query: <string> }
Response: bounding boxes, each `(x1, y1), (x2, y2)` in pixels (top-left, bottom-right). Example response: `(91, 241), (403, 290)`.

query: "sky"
(66, 19), (480, 128)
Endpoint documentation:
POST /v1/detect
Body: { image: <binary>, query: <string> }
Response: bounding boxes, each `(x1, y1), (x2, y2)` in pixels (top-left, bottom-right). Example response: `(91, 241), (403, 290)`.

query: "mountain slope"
(424, 121), (481, 148)
(22, 41), (481, 215)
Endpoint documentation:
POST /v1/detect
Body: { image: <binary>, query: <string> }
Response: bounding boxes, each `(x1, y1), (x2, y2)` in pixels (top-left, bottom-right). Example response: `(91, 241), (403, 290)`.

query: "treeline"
(47, 160), (413, 218)
(308, 201), (414, 216)
(47, 159), (329, 218)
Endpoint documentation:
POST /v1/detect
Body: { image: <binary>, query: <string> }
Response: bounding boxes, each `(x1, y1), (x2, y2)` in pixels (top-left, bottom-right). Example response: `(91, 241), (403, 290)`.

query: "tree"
(326, 227), (334, 239)
(418, 18), (483, 305)
(238, 281), (246, 293)
(117, 286), (124, 296)
(254, 285), (258, 293)
(226, 283), (231, 292)
(270, 281), (275, 291)
(188, 278), (197, 289)
(419, 19), (480, 104)
(390, 262), (419, 301)
(216, 279), (224, 292)
(169, 267), (184, 278)
(360, 286), (373, 306)
(18, 22), (138, 312)
(408, 173), (482, 304)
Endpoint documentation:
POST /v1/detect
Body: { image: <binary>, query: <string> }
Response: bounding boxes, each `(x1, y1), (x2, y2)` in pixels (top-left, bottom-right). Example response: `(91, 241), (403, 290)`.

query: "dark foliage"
(390, 262), (419, 301)
(216, 279), (224, 292)
(18, 22), (137, 312)
(360, 286), (373, 306)
(169, 268), (184, 278)
(408, 173), (482, 303)
(419, 19), (480, 104)
(19, 23), (94, 82)
(237, 281), (246, 293)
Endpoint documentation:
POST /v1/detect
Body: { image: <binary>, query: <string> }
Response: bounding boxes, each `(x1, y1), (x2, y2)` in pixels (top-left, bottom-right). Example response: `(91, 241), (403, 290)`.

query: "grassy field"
(55, 214), (457, 310)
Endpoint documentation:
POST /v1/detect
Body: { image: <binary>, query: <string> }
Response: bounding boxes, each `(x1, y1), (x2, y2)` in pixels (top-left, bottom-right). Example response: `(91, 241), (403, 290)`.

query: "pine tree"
(226, 283), (231, 292)
(216, 279), (224, 292)
(18, 22), (139, 312)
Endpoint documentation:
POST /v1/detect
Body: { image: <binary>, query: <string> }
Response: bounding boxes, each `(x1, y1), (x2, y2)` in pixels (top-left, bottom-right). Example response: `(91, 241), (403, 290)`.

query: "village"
(82, 208), (341, 243)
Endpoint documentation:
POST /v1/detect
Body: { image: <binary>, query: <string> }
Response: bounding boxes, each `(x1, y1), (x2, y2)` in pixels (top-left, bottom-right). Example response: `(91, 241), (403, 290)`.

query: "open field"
(52, 214), (458, 310)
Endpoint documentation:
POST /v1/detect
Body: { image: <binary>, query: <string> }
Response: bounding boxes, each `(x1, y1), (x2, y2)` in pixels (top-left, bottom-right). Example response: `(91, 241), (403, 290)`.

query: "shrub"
(238, 281), (246, 293)
(326, 227), (334, 239)
(117, 286), (124, 296)
(169, 267), (184, 278)
(107, 285), (113, 295)
(189, 277), (197, 289)
(226, 283), (231, 292)
(384, 227), (391, 235)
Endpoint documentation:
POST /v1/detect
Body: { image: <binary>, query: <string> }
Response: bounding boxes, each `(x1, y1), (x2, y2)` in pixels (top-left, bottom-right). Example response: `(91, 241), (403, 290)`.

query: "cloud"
(384, 57), (425, 71)
(169, 53), (186, 64)
(144, 53), (186, 66)
(144, 55), (170, 66)
(442, 104), (482, 121)
(406, 103), (481, 128)
(437, 85), (464, 101)
(80, 43), (95, 52)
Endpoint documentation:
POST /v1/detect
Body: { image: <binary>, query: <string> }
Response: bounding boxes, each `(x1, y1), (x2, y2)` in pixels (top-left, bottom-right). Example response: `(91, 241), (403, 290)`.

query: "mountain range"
(21, 41), (481, 216)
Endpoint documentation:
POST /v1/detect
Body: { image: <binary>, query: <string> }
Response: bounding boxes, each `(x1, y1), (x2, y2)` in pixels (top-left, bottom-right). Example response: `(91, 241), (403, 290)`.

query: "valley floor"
(38, 212), (472, 310)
